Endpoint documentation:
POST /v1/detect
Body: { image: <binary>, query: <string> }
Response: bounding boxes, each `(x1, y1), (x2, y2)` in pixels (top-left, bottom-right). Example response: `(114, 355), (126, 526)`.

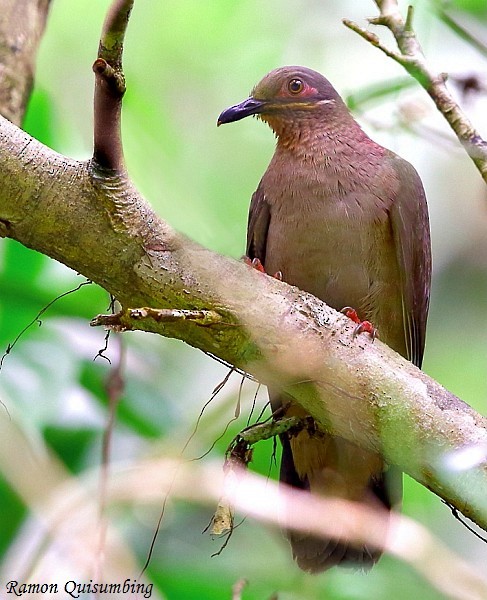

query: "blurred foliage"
(1, 0), (487, 598)
(447, 0), (487, 17)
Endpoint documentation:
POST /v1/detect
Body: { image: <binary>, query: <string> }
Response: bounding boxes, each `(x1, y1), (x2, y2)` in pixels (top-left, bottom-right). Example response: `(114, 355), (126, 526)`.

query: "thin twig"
(343, 0), (487, 184)
(96, 333), (125, 580)
(140, 368), (235, 577)
(0, 279), (92, 372)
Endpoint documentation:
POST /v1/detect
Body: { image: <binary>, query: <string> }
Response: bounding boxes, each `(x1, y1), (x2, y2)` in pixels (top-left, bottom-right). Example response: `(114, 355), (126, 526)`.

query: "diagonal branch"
(343, 1), (487, 185)
(0, 0), (486, 551)
(1, 109), (486, 533)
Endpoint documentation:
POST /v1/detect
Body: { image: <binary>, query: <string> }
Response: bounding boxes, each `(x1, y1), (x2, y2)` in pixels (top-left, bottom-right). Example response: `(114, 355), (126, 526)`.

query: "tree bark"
(0, 0), (51, 125)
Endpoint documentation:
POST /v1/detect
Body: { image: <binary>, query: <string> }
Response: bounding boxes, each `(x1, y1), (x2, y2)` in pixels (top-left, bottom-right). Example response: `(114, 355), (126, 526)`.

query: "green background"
(1, 0), (486, 598)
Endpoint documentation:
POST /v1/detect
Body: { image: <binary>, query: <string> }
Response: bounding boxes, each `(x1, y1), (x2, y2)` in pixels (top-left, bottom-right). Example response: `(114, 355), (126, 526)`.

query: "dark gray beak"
(217, 97), (265, 126)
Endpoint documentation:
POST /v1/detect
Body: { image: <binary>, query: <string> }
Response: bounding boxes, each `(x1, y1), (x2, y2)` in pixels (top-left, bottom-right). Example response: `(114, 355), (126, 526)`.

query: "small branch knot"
(92, 58), (126, 96)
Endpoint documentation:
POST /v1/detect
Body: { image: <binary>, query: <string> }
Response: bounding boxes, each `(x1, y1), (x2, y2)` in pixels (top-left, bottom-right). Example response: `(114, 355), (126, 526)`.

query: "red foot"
(242, 256), (282, 280)
(243, 256), (266, 273)
(341, 307), (378, 341)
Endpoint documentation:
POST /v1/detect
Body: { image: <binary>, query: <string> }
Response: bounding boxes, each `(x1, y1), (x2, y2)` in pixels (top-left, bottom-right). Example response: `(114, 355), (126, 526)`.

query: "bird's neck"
(264, 111), (380, 162)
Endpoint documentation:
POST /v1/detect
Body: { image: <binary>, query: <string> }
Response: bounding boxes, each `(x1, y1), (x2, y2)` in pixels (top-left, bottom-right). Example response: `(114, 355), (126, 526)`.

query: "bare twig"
(210, 418), (302, 536)
(343, 1), (487, 184)
(0, 279), (92, 372)
(92, 0), (134, 170)
(140, 367), (237, 576)
(91, 307), (227, 329)
(96, 332), (125, 581)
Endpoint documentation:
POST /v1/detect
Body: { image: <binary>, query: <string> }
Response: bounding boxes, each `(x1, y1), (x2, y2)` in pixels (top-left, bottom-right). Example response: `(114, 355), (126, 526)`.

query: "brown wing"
(389, 154), (432, 368)
(246, 181), (271, 263)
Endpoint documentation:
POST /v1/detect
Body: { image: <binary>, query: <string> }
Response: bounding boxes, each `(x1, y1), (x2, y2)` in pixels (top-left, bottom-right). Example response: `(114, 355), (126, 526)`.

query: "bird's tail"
(273, 399), (401, 573)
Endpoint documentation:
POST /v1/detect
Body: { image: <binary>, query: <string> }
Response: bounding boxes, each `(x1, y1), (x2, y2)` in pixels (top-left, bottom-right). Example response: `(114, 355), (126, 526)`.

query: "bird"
(217, 66), (431, 573)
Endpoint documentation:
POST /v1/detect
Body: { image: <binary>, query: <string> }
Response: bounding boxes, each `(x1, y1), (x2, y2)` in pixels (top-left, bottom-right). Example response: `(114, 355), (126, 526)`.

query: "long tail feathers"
(278, 433), (401, 573)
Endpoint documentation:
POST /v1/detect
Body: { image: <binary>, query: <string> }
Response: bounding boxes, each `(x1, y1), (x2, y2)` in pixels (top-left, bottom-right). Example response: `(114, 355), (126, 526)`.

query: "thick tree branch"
(0, 0), (486, 553)
(0, 0), (51, 125)
(0, 112), (486, 533)
(343, 0), (487, 184)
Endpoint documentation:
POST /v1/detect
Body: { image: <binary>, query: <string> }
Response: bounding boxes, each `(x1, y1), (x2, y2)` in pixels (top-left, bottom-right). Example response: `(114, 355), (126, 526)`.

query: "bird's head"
(217, 66), (345, 141)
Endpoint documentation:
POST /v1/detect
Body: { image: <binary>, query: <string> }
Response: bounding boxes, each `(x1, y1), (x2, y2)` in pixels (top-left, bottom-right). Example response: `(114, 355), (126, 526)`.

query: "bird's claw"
(353, 320), (377, 341)
(243, 256), (282, 279)
(243, 256), (266, 273)
(341, 307), (378, 341)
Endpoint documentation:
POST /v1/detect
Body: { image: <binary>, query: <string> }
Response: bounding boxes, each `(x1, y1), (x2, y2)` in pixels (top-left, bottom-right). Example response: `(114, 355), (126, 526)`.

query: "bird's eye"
(288, 78), (304, 94)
